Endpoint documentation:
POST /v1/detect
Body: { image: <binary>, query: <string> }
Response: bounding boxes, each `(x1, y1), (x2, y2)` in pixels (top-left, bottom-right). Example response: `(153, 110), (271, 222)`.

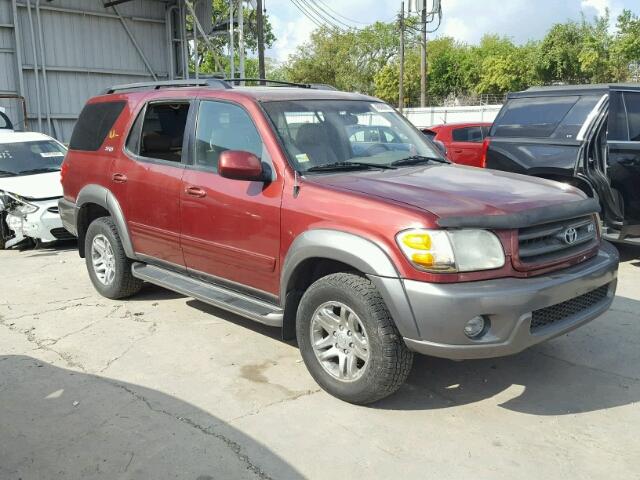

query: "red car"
(422, 122), (492, 167)
(59, 80), (617, 404)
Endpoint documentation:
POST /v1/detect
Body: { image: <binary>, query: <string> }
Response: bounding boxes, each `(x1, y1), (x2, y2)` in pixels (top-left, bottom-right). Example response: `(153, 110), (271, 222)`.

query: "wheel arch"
(76, 185), (136, 259)
(280, 230), (418, 341)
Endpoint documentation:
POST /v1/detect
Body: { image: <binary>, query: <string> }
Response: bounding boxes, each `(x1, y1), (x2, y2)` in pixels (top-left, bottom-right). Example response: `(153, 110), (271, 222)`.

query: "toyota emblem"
(563, 227), (578, 245)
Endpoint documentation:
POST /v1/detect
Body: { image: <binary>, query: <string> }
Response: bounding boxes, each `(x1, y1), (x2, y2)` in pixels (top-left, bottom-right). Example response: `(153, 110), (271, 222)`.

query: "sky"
(263, 0), (635, 62)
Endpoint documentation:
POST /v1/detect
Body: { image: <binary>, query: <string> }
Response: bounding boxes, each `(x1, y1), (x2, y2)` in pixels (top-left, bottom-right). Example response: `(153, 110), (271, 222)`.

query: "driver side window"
(195, 101), (263, 172)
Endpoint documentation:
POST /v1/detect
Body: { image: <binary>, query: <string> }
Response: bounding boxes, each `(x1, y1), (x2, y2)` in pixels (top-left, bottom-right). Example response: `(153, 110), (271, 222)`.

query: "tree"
(283, 22), (403, 95)
(537, 20), (588, 83)
(612, 9), (640, 80)
(191, 0), (276, 75)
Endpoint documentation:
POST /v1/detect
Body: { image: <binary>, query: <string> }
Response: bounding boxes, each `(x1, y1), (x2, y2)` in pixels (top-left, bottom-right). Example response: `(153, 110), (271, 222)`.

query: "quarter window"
(491, 96), (579, 138)
(195, 101), (263, 172)
(69, 101), (126, 151)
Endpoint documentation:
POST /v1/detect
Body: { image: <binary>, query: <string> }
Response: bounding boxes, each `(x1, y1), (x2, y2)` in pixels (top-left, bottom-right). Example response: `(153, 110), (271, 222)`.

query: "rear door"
(112, 100), (192, 267)
(601, 90), (640, 230)
(448, 126), (485, 166)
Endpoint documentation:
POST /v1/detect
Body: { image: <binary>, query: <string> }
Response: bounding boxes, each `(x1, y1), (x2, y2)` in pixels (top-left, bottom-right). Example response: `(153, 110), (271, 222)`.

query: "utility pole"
(399, 1), (404, 112)
(238, 0), (245, 81)
(229, 0), (235, 78)
(256, 0), (266, 82)
(420, 0), (427, 107)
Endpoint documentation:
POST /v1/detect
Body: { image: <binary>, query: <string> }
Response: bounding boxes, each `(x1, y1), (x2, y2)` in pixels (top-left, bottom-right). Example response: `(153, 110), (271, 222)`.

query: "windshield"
(0, 140), (67, 177)
(262, 100), (444, 172)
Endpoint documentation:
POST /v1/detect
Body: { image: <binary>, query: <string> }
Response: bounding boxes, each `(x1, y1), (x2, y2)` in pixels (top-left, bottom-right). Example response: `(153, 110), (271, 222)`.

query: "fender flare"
(76, 184), (137, 259)
(280, 229), (421, 339)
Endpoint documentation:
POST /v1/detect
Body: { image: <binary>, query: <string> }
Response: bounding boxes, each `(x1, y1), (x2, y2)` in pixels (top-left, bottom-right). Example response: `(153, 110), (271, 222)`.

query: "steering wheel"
(363, 143), (391, 156)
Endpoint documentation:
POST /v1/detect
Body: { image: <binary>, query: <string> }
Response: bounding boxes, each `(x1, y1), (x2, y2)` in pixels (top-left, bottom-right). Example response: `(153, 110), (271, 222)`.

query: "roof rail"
(103, 78), (232, 94)
(226, 78), (312, 89)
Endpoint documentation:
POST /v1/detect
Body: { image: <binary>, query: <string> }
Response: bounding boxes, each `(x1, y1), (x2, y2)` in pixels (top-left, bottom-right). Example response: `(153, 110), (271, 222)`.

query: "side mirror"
(219, 150), (264, 181)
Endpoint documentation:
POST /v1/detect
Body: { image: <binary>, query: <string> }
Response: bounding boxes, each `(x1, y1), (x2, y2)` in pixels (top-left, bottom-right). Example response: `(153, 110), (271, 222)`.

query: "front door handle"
(185, 186), (207, 198)
(112, 173), (127, 184)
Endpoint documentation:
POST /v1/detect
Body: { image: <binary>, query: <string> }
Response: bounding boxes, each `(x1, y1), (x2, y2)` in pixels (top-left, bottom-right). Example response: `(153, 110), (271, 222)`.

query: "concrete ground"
(0, 242), (638, 480)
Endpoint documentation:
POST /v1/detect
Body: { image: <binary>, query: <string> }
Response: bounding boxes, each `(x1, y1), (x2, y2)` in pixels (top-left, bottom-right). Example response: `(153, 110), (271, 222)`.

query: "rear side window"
(491, 96), (579, 138)
(624, 92), (640, 142)
(137, 102), (190, 163)
(452, 126), (484, 142)
(69, 101), (126, 151)
(608, 91), (640, 142)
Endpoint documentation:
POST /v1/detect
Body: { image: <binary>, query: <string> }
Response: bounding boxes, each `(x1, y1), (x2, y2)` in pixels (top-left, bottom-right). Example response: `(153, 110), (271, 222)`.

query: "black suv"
(484, 84), (640, 245)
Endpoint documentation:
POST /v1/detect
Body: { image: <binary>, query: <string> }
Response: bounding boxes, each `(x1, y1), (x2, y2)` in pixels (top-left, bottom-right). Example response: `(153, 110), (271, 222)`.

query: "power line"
(313, 0), (369, 25)
(290, 0), (325, 28)
(303, 0), (358, 29)
(298, 0), (345, 30)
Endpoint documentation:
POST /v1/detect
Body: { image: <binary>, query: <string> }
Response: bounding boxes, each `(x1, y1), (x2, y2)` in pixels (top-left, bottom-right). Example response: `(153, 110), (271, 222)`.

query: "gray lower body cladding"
(376, 241), (619, 360)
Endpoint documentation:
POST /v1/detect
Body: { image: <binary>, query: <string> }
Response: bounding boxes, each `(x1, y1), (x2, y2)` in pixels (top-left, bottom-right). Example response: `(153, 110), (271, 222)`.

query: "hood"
(307, 164), (588, 222)
(0, 171), (62, 200)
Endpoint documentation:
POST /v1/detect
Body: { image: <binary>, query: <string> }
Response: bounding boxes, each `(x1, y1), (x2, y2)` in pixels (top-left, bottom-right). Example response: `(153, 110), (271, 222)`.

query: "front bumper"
(5, 198), (73, 246)
(401, 242), (619, 360)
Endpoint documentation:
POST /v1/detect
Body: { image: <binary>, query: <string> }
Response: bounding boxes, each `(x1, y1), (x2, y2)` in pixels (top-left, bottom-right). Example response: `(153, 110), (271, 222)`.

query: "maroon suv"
(59, 79), (619, 404)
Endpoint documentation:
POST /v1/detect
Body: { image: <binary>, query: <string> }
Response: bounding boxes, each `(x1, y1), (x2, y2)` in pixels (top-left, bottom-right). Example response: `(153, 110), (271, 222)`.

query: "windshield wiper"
(305, 161), (396, 172)
(18, 167), (60, 175)
(391, 155), (448, 166)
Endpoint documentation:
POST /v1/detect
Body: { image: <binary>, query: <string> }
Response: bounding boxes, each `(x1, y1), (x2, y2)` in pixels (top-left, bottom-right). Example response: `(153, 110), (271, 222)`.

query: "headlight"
(5, 192), (39, 216)
(396, 229), (505, 273)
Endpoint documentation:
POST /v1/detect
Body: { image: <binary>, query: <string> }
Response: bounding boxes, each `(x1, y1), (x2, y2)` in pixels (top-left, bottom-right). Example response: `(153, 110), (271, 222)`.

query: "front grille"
(50, 227), (75, 240)
(518, 215), (597, 265)
(530, 284), (610, 333)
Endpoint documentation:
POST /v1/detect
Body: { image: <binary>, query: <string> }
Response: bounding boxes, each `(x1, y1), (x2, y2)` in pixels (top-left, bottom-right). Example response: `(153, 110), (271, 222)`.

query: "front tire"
(84, 217), (142, 299)
(296, 273), (413, 404)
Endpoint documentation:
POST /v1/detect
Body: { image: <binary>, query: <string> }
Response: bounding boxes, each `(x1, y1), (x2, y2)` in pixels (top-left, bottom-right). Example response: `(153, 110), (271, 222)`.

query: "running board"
(131, 263), (283, 327)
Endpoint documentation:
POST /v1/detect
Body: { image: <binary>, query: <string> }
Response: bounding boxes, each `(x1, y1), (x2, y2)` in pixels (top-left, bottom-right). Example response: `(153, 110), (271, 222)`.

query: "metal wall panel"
(4, 0), (179, 142)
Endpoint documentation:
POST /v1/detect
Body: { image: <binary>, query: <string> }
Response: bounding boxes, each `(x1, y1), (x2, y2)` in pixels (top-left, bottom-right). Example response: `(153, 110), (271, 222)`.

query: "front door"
(111, 100), (191, 267)
(180, 100), (283, 296)
(449, 126), (485, 166)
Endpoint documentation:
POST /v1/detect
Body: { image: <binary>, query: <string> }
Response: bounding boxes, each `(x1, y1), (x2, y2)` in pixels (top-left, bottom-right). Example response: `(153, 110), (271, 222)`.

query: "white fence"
(403, 105), (503, 128)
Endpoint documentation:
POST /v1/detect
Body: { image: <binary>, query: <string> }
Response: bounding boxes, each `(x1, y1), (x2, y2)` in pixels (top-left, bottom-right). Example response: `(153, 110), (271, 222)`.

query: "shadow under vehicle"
(483, 83), (640, 246)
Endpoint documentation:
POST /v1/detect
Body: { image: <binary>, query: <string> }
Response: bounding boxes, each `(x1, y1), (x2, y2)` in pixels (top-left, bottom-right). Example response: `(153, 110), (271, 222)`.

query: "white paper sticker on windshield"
(40, 152), (64, 158)
(296, 153), (310, 163)
(371, 103), (394, 113)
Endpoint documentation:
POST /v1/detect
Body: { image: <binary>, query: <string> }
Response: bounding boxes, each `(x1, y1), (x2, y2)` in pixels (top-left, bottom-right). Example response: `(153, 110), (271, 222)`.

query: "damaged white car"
(0, 131), (74, 249)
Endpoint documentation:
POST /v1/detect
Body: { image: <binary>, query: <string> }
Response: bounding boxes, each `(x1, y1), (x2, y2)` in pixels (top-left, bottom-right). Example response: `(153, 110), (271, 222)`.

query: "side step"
(131, 263), (283, 327)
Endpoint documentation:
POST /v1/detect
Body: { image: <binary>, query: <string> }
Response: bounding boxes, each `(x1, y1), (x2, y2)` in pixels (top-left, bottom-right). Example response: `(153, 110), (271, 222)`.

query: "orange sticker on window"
(108, 129), (119, 139)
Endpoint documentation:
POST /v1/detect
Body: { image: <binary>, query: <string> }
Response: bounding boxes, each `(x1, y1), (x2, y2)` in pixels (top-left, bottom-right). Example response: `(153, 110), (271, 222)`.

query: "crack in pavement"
(99, 324), (158, 373)
(107, 381), (276, 480)
(0, 314), (87, 372)
(1, 302), (106, 322)
(228, 388), (322, 424)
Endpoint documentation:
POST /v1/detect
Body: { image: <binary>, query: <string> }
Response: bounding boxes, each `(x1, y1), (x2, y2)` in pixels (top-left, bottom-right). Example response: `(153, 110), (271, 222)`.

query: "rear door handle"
(112, 173), (127, 184)
(185, 186), (207, 198)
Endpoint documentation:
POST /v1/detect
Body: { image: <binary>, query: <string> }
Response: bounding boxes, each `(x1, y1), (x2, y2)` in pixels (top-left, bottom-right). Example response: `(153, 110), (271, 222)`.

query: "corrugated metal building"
(0, 0), (203, 142)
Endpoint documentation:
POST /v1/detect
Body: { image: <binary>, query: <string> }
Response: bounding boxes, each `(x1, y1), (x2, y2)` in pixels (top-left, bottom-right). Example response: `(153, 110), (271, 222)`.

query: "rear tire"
(296, 273), (413, 405)
(84, 217), (142, 299)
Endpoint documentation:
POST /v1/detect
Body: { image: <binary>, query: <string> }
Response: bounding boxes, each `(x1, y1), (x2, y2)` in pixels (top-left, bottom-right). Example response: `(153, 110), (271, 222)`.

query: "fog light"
(464, 316), (486, 338)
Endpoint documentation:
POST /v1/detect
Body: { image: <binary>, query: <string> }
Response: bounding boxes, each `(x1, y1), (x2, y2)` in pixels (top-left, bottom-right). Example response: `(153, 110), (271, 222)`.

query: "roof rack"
(103, 78), (232, 94)
(225, 78), (312, 89)
(103, 78), (339, 95)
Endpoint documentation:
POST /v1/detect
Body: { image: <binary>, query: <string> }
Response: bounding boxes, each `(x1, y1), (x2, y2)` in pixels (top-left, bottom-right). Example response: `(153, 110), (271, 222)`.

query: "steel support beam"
(20, 64), (169, 78)
(14, 3), (165, 24)
(111, 4), (158, 81)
